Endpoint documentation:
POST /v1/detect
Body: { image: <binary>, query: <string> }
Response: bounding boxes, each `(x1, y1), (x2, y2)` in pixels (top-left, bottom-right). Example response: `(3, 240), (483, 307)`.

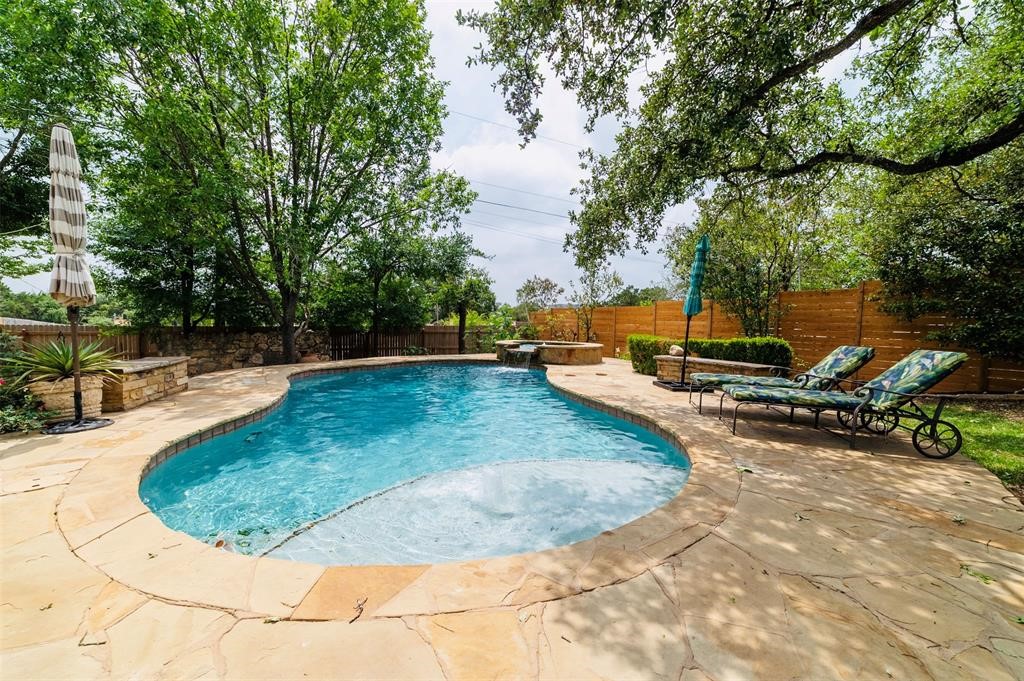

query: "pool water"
(141, 364), (690, 564)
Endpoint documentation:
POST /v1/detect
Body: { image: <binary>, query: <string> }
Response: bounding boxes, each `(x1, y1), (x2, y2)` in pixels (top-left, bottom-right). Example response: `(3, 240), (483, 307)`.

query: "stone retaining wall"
(655, 355), (777, 383)
(142, 328), (330, 376)
(102, 357), (190, 411)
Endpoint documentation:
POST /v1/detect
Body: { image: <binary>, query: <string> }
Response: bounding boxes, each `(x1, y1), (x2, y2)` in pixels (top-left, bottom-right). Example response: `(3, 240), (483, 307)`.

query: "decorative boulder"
(669, 344), (686, 357)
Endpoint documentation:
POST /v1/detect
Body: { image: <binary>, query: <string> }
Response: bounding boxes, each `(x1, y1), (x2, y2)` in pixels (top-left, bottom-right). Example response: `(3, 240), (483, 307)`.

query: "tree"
(459, 1), (1024, 264)
(436, 267), (496, 353)
(604, 284), (670, 307)
(1, 0), (110, 278)
(0, 283), (67, 323)
(516, 276), (564, 312)
(569, 265), (622, 341)
(96, 0), (455, 362)
(665, 175), (871, 336)
(865, 143), (1024, 360)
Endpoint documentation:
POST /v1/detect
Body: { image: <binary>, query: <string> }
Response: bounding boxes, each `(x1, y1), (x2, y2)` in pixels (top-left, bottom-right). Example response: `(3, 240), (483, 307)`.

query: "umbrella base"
(653, 380), (692, 392)
(42, 418), (114, 435)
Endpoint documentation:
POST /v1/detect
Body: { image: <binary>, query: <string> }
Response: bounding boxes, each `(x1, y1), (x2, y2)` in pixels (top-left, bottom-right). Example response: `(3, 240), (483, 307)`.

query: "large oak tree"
(459, 0), (1024, 264)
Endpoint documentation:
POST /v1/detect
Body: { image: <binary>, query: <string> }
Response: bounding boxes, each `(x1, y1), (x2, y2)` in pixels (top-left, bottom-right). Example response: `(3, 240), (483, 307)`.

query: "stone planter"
(26, 375), (105, 422)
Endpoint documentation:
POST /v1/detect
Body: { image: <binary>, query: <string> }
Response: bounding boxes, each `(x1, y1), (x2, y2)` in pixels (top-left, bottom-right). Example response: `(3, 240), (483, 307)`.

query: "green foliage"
(1, 0), (109, 278)
(460, 1), (1024, 267)
(516, 276), (564, 311)
(569, 265), (622, 341)
(0, 390), (53, 434)
(626, 335), (672, 376)
(604, 284), (671, 307)
(88, 0), (459, 359)
(665, 176), (871, 336)
(865, 144), (1024, 360)
(6, 340), (118, 383)
(626, 334), (792, 376)
(0, 283), (67, 323)
(933, 403), (1024, 490)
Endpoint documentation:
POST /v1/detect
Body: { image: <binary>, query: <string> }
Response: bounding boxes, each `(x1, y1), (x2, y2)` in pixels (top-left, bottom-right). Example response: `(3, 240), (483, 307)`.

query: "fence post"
(708, 303), (714, 338)
(979, 356), (990, 393)
(652, 303), (658, 337)
(612, 307), (618, 353)
(855, 281), (866, 345)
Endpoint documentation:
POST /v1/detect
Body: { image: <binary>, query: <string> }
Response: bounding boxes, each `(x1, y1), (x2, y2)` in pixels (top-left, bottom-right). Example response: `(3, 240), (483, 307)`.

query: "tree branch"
(732, 109), (1024, 178)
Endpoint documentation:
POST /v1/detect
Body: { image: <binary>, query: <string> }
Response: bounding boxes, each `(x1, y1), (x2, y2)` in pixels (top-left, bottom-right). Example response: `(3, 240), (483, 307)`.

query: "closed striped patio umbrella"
(48, 124), (96, 307)
(43, 124), (110, 433)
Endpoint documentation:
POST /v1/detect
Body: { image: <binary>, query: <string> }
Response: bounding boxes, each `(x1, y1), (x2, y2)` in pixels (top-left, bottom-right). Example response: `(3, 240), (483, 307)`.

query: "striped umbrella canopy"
(683, 234), (710, 318)
(48, 124), (96, 308)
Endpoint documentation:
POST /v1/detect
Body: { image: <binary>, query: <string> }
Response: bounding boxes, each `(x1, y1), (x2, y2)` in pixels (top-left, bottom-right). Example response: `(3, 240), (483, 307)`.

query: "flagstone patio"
(1, 356), (1021, 680)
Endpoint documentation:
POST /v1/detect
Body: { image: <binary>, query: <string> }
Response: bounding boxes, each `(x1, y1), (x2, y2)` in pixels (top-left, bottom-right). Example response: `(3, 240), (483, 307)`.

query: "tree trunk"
(213, 249), (226, 328)
(280, 290), (298, 364)
(182, 244), (195, 334)
(370, 279), (382, 356)
(457, 304), (467, 354)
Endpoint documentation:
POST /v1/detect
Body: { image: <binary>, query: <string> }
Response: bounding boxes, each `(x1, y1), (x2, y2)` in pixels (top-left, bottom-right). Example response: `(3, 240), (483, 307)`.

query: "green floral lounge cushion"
(689, 373), (801, 388)
(804, 345), (876, 390)
(861, 349), (969, 410)
(690, 345), (875, 390)
(722, 384), (865, 409)
(723, 350), (969, 412)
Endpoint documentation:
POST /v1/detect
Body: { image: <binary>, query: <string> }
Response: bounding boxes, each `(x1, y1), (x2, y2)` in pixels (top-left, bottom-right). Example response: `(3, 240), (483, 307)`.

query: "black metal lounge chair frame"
(719, 379), (963, 459)
(688, 365), (813, 414)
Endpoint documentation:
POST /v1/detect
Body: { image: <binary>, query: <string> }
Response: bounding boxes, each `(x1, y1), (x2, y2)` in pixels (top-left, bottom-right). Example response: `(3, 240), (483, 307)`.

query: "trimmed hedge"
(626, 334), (793, 376)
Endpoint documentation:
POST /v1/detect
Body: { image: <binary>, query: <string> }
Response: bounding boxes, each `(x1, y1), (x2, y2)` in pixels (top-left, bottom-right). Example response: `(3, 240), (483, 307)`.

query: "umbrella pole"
(69, 305), (83, 422)
(680, 314), (692, 386)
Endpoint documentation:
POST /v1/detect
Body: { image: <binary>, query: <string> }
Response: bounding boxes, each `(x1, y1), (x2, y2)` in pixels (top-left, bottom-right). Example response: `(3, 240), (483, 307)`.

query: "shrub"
(5, 340), (119, 384)
(626, 334), (792, 375)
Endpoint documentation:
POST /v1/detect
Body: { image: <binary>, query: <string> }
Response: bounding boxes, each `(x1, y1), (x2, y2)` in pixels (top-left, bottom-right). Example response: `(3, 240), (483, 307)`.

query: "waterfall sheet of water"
(503, 347), (534, 369)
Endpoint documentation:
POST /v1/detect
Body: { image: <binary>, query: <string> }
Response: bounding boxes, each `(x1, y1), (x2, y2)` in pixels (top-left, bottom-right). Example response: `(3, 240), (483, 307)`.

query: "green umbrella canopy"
(683, 234), (710, 318)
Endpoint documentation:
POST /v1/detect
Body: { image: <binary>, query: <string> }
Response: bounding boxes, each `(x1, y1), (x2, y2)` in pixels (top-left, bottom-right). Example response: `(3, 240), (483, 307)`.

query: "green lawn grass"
(941, 404), (1024, 492)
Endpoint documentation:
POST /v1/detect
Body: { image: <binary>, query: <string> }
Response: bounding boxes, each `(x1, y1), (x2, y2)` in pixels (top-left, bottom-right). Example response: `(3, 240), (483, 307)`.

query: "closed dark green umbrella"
(675, 235), (710, 387)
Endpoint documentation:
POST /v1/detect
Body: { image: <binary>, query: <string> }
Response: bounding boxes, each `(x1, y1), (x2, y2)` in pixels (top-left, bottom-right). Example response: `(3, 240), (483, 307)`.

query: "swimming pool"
(141, 363), (689, 564)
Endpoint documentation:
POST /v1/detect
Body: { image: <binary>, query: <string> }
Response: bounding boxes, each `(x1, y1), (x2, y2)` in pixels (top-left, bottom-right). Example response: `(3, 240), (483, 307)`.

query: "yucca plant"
(6, 340), (119, 384)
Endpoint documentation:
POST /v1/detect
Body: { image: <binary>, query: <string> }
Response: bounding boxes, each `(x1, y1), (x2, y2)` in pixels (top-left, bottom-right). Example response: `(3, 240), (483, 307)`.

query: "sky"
(3, 1), (694, 303)
(425, 1), (687, 303)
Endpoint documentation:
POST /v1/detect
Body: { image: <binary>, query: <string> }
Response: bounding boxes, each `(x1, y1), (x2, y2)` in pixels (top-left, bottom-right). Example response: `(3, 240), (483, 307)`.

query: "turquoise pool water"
(141, 364), (689, 563)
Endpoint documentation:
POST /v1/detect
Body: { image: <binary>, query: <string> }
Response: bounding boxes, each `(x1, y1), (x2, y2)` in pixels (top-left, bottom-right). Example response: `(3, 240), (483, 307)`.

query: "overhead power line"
(472, 198), (570, 219)
(461, 218), (665, 266)
(449, 111), (585, 149)
(467, 178), (578, 205)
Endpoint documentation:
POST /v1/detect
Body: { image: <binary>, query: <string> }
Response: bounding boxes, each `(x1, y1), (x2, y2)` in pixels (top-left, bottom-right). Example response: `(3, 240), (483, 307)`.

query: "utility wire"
(472, 198), (569, 219)
(467, 178), (578, 204)
(450, 111), (585, 149)
(469, 207), (570, 229)
(461, 218), (665, 266)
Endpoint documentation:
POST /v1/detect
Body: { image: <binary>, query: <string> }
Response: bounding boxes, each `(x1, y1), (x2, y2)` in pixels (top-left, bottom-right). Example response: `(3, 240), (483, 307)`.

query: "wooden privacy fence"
(328, 325), (484, 360)
(531, 280), (1024, 394)
(1, 321), (141, 360)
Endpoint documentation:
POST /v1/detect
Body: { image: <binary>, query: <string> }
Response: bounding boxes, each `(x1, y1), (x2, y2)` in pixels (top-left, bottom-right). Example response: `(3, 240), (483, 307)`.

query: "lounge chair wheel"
(911, 420), (962, 459)
(867, 413), (899, 434)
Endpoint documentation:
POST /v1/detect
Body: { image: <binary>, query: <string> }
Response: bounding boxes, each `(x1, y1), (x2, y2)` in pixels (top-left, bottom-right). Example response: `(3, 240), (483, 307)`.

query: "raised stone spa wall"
(495, 340), (605, 365)
(142, 327), (330, 376)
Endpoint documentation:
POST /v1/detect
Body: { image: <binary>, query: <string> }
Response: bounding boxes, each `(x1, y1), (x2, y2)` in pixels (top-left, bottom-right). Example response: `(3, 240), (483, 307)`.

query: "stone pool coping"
(58, 355), (738, 621)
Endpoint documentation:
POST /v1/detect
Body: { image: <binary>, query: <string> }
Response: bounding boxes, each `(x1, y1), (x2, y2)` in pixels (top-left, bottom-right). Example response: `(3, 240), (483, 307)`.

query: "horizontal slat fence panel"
(327, 326), (474, 360)
(529, 280), (1023, 393)
(1, 323), (141, 360)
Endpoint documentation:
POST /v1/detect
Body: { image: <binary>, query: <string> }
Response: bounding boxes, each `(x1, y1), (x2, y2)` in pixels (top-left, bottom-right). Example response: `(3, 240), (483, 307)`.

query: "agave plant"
(6, 340), (119, 384)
